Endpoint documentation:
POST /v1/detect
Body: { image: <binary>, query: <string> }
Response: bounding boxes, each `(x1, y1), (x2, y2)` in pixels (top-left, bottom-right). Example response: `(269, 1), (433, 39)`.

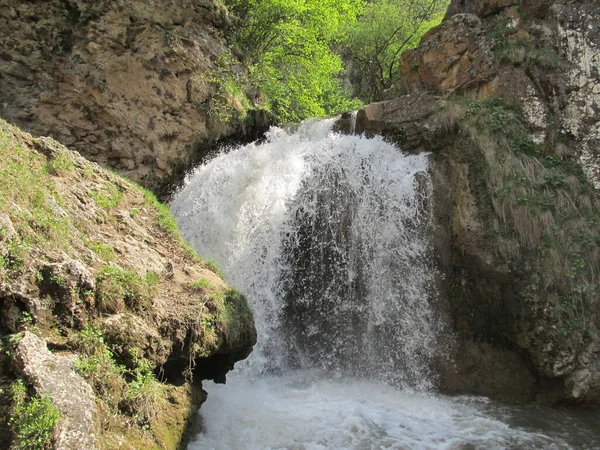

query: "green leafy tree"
(225, 0), (363, 122)
(341, 0), (449, 103)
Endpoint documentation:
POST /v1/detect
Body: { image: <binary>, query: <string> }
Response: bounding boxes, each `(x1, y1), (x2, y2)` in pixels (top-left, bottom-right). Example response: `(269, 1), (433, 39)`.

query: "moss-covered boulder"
(0, 118), (256, 449)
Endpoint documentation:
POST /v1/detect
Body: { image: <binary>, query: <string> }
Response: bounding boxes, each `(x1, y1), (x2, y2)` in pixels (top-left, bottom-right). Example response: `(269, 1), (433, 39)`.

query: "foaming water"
(172, 120), (600, 449)
(191, 372), (592, 450)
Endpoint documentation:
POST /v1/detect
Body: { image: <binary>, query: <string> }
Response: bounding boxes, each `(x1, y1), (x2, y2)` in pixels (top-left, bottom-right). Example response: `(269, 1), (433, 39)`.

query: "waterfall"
(172, 120), (589, 450)
(172, 118), (440, 388)
(350, 110), (358, 133)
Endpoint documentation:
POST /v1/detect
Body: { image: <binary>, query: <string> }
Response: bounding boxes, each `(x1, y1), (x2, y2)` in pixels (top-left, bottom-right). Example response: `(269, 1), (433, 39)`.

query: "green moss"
(85, 240), (116, 261)
(0, 126), (72, 251)
(90, 183), (124, 209)
(72, 326), (203, 448)
(46, 152), (75, 176)
(218, 288), (254, 343)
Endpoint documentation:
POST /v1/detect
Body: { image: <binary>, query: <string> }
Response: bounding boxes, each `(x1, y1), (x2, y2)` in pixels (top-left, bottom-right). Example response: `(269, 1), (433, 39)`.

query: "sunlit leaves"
(226, 0), (362, 122)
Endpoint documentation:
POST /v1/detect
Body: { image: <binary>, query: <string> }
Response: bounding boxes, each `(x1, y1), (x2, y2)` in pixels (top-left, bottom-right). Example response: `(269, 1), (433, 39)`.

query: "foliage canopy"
(224, 0), (448, 121)
(225, 0), (363, 122)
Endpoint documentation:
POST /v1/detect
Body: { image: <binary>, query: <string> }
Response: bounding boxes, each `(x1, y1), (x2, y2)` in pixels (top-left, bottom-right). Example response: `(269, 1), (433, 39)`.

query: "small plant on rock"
(73, 326), (126, 410)
(202, 259), (225, 279)
(187, 278), (213, 291)
(122, 348), (162, 428)
(9, 380), (61, 450)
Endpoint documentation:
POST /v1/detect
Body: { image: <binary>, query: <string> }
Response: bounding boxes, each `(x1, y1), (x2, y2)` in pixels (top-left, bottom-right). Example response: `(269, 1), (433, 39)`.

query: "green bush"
(341, 0), (448, 103)
(224, 0), (363, 122)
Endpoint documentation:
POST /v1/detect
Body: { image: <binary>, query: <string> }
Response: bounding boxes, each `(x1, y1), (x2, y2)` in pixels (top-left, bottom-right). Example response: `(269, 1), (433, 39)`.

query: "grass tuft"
(73, 326), (126, 410)
(187, 278), (213, 291)
(96, 266), (160, 314)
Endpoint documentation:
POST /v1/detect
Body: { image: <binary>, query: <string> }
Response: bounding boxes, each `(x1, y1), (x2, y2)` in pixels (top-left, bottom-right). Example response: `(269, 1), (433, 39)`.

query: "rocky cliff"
(0, 119), (256, 449)
(338, 0), (600, 405)
(0, 0), (270, 197)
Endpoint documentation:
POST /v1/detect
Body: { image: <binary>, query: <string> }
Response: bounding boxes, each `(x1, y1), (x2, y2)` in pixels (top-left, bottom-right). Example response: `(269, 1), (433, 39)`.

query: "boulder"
(14, 332), (98, 450)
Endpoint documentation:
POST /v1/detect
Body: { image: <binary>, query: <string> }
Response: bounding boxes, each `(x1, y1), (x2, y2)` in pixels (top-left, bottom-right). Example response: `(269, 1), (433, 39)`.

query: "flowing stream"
(172, 120), (600, 450)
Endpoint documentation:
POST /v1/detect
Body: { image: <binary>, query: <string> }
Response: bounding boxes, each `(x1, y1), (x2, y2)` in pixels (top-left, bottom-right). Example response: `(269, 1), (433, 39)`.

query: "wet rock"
(355, 93), (441, 150)
(334, 93), (448, 152)
(438, 341), (537, 403)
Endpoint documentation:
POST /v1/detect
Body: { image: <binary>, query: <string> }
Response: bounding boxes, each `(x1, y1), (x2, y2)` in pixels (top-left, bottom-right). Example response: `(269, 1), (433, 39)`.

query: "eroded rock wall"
(0, 0), (268, 196)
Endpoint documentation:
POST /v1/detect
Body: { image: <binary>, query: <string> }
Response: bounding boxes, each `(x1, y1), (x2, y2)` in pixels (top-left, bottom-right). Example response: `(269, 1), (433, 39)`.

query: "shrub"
(224, 0), (363, 121)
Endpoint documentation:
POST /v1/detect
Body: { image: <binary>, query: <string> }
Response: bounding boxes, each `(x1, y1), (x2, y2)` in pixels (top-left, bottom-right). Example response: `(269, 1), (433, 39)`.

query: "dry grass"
(442, 97), (600, 341)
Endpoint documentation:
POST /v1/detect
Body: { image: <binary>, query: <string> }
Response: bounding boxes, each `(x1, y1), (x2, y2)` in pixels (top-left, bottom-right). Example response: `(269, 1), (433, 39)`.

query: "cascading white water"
(172, 120), (596, 449)
(172, 118), (439, 387)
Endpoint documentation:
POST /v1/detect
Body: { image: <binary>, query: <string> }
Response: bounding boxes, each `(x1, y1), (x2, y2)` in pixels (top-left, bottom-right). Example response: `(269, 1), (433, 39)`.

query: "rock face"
(0, 0), (270, 196)
(338, 0), (600, 406)
(553, 2), (600, 191)
(403, 0), (600, 190)
(335, 93), (441, 152)
(14, 332), (98, 450)
(0, 119), (256, 448)
(401, 14), (497, 97)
